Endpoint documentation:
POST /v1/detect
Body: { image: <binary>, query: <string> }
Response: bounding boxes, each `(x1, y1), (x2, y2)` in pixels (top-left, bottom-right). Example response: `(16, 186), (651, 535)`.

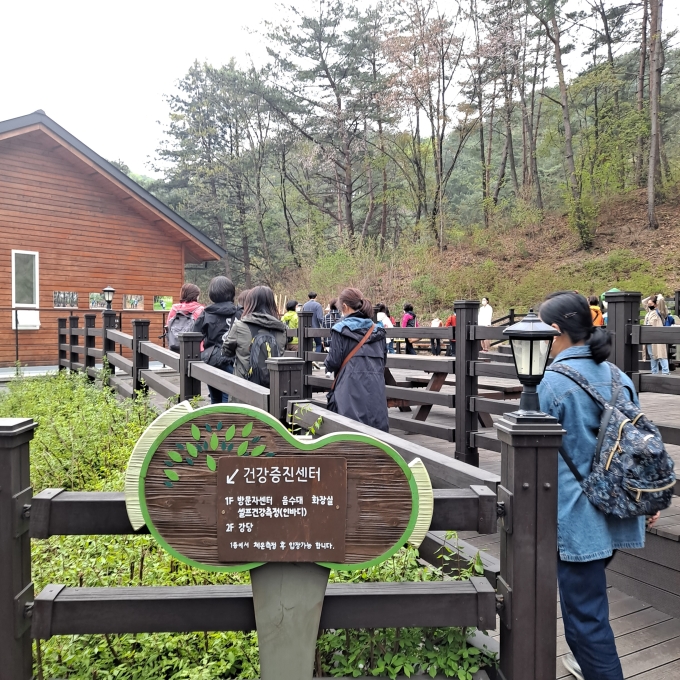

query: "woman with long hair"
(325, 288), (388, 431)
(165, 283), (204, 352)
(222, 286), (287, 384)
(538, 291), (655, 680)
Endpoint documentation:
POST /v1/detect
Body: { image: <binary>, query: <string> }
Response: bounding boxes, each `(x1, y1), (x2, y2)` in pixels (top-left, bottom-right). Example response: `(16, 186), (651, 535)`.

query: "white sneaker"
(325, 371), (333, 378)
(562, 652), (584, 680)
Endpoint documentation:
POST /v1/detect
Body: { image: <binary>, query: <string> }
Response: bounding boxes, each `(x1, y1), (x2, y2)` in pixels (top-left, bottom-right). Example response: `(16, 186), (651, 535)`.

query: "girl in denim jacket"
(538, 292), (658, 680)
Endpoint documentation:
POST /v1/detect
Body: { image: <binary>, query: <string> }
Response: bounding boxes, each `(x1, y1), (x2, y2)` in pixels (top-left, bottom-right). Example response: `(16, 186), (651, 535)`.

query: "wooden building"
(0, 110), (224, 367)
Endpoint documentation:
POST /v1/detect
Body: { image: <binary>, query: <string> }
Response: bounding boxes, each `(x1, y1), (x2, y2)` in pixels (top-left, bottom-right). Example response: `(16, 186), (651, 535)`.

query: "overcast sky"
(1, 0), (676, 178)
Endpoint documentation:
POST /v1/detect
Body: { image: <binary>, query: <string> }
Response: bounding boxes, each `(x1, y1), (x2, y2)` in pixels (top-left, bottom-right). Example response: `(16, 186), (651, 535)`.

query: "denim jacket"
(538, 345), (645, 562)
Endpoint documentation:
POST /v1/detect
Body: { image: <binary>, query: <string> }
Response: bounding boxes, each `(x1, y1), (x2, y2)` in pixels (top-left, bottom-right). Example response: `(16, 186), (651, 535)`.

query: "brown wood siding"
(0, 130), (185, 367)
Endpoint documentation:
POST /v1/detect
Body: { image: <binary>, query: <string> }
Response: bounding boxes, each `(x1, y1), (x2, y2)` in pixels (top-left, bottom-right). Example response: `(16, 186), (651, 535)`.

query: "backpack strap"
(331, 324), (375, 391)
(546, 363), (609, 409)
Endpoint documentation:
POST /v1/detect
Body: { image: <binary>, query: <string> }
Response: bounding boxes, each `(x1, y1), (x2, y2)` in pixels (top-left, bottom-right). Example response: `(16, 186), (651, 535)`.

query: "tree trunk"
(647, 0), (662, 229)
(217, 217), (232, 279)
(378, 119), (388, 252)
(549, 13), (587, 245)
(635, 0), (648, 186)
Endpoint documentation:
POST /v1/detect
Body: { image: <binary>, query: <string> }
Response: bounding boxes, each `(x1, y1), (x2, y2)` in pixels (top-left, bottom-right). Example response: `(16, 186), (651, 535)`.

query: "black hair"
(539, 291), (612, 364)
(208, 276), (235, 303)
(244, 286), (278, 317)
(308, 291), (317, 299)
(338, 288), (373, 317)
(329, 298), (338, 311)
(403, 303), (413, 313)
(285, 299), (297, 312)
(377, 302), (390, 315)
(588, 295), (600, 306)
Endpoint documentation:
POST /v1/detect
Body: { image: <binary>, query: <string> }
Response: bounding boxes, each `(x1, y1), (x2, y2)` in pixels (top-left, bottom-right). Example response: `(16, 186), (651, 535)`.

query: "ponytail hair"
(539, 291), (612, 364)
(338, 287), (373, 318)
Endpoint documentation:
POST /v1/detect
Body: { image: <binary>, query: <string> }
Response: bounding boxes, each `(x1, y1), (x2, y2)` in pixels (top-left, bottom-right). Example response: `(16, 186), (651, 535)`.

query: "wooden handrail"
(188, 362), (269, 411)
(105, 329), (133, 349)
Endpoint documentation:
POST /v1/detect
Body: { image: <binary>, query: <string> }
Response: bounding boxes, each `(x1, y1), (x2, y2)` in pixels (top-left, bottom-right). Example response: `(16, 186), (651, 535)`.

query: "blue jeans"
(314, 338), (323, 353)
(647, 345), (670, 375)
(558, 557), (623, 680)
(387, 340), (395, 354)
(208, 364), (233, 404)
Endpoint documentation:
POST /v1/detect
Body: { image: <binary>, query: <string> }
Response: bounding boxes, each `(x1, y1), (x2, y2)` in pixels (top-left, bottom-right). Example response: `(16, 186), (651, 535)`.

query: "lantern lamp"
(503, 309), (560, 412)
(102, 286), (116, 310)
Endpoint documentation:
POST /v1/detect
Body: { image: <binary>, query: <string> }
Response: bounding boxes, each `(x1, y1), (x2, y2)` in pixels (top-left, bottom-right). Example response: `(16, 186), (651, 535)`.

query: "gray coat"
(222, 313), (287, 380)
(324, 315), (388, 432)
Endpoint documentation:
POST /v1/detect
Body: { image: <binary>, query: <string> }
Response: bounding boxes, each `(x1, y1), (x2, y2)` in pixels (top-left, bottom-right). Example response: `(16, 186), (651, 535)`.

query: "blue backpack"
(547, 362), (675, 518)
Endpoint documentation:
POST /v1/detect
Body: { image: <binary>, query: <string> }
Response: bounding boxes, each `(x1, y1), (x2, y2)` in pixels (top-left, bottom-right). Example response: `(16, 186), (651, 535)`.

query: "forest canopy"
(141, 0), (677, 295)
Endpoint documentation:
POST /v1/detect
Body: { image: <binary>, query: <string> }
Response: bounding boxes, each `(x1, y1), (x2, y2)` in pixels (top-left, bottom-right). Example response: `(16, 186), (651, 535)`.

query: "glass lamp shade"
(503, 310), (559, 387)
(102, 286), (115, 303)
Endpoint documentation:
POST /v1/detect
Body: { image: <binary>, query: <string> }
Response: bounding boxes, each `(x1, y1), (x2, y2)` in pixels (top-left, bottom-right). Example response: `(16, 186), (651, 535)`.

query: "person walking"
(589, 296), (604, 326)
(165, 283), (204, 352)
(325, 288), (388, 431)
(376, 303), (395, 354)
(222, 286), (287, 386)
(643, 295), (670, 375)
(401, 303), (419, 355)
(322, 299), (342, 344)
(538, 291), (656, 680)
(302, 291), (324, 353)
(444, 310), (456, 356)
(192, 277), (241, 404)
(281, 299), (299, 349)
(430, 316), (443, 355)
(478, 297), (493, 352)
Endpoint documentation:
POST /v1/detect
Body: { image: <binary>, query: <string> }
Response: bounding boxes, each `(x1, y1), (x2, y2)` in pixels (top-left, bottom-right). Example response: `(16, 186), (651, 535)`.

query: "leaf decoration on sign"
(176, 443), (185, 450)
(227, 443), (234, 452)
(187, 443), (198, 458)
(191, 425), (201, 440)
(265, 452), (276, 457)
(242, 422), (253, 438)
(216, 421), (223, 430)
(210, 433), (218, 450)
(251, 436), (262, 444)
(164, 460), (174, 467)
(206, 455), (217, 472)
(220, 441), (227, 451)
(185, 457), (194, 465)
(165, 469), (179, 482)
(164, 481), (173, 488)
(168, 450), (183, 463)
(225, 424), (236, 441)
(251, 444), (266, 457)
(237, 441), (249, 456)
(202, 441), (209, 451)
(205, 424), (212, 433)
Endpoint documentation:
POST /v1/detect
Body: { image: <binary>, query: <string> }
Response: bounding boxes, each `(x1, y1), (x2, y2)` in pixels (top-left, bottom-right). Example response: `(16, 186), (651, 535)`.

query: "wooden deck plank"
(630, 658), (680, 679)
(620, 636), (680, 677)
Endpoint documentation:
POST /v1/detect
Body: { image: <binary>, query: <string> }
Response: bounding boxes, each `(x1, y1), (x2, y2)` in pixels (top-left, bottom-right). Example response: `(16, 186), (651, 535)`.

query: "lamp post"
(502, 309), (560, 414)
(496, 308), (564, 680)
(102, 286), (115, 311)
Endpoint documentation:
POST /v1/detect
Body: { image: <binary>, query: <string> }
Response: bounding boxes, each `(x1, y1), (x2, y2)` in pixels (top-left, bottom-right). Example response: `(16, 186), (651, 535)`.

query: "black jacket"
(192, 301), (241, 360)
(324, 314), (388, 432)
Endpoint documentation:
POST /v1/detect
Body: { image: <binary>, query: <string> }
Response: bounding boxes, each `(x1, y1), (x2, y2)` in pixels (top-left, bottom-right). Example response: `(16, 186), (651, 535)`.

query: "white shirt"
(377, 312), (393, 328)
(431, 318), (442, 327)
(478, 304), (493, 326)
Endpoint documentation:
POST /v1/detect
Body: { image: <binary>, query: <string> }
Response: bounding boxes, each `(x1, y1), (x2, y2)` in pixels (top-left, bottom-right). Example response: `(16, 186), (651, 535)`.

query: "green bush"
(0, 372), (494, 679)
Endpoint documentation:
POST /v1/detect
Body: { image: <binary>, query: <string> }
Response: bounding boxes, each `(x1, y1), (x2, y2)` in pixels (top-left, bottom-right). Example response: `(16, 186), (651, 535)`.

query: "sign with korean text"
(125, 403), (430, 573)
(217, 456), (346, 562)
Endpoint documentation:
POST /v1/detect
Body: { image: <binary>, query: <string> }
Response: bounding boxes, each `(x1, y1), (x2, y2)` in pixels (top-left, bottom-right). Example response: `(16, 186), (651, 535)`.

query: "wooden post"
(0, 418), (37, 680)
(102, 310), (117, 377)
(131, 319), (150, 394)
(496, 409), (563, 680)
(605, 291), (641, 377)
(84, 314), (97, 380)
(178, 331), (202, 402)
(674, 290), (679, 318)
(267, 357), (305, 422)
(58, 318), (67, 372)
(454, 300), (479, 466)
(297, 311), (313, 399)
(69, 315), (79, 371)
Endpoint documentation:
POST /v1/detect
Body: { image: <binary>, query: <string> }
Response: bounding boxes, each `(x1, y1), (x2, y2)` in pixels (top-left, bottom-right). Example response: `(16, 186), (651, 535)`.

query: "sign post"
(125, 402), (432, 679)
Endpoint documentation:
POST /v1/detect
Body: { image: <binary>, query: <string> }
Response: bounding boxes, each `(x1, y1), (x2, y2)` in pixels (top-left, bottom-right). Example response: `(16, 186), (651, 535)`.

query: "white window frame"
(11, 250), (40, 329)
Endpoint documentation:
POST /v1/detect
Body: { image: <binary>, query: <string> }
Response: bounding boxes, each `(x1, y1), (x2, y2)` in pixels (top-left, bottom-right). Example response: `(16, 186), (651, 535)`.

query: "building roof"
(0, 110), (225, 262)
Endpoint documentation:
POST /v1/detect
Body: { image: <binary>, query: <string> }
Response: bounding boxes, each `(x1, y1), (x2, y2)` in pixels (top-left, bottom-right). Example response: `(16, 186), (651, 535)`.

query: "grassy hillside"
(282, 186), (680, 318)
